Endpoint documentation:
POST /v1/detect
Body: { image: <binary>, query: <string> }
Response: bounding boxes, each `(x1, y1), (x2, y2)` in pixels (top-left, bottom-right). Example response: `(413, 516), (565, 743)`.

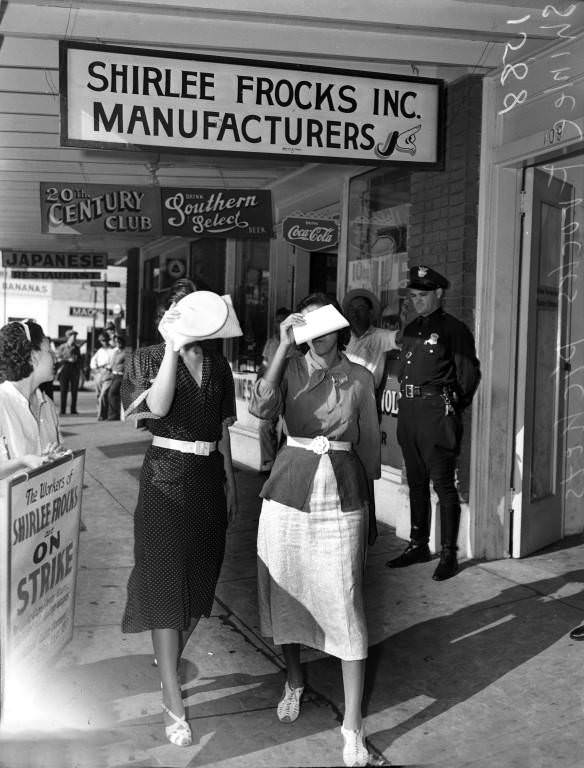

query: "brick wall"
(408, 74), (483, 499)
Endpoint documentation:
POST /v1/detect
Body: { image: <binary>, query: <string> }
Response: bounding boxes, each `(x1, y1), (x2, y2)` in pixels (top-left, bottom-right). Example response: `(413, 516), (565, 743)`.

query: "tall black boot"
(432, 504), (461, 581)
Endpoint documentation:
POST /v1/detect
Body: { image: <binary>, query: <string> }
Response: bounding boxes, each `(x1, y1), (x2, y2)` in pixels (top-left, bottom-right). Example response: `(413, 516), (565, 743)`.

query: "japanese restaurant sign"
(161, 188), (272, 239)
(60, 41), (443, 165)
(1, 251), (107, 270)
(40, 182), (161, 236)
(283, 216), (339, 251)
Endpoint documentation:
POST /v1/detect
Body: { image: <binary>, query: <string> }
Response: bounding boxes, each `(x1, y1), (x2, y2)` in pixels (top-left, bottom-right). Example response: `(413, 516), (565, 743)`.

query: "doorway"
(512, 166), (575, 557)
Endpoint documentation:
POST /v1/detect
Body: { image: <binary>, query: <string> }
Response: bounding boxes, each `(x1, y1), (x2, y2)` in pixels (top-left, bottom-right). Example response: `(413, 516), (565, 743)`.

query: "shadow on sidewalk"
(355, 567), (584, 754)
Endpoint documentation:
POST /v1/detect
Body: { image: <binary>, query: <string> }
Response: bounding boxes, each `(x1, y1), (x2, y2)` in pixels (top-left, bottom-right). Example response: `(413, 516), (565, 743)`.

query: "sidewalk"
(2, 388), (584, 768)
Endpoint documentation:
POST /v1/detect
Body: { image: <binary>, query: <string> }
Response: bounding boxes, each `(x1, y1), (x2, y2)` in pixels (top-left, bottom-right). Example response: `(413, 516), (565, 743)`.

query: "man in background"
(56, 329), (82, 415)
(343, 288), (401, 544)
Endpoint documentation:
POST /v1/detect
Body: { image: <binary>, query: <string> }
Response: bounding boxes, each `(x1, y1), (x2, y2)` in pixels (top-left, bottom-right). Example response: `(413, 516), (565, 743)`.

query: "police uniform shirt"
(399, 308), (480, 408)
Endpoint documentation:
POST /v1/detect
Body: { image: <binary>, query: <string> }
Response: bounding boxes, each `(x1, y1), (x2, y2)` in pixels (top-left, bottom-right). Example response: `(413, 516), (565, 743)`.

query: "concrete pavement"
(2, 388), (584, 768)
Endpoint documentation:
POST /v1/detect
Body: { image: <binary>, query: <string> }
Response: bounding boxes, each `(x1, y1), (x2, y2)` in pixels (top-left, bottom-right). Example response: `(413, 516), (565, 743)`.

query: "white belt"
(152, 436), (217, 456)
(286, 435), (352, 455)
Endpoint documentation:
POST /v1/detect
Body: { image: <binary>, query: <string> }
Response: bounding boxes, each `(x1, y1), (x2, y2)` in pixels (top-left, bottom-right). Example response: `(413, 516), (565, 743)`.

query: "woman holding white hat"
(250, 292), (381, 767)
(121, 279), (239, 747)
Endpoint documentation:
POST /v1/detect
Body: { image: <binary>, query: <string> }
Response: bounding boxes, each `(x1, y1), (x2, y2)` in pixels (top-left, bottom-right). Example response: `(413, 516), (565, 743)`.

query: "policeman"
(387, 265), (480, 581)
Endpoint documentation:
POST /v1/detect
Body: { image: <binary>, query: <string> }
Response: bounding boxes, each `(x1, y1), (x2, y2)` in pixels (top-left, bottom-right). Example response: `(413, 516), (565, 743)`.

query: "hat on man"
(342, 288), (381, 322)
(65, 329), (78, 338)
(407, 265), (450, 291)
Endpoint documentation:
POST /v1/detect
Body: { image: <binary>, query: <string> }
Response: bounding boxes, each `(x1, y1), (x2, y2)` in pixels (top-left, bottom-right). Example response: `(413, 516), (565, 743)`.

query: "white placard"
(292, 304), (350, 344)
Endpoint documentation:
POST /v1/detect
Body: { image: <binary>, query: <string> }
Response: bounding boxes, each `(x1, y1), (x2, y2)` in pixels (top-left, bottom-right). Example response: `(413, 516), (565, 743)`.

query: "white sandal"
(341, 723), (370, 767)
(162, 703), (192, 747)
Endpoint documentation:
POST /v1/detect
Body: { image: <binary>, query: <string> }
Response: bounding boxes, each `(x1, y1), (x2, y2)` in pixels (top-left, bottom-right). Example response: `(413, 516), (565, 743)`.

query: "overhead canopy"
(1, 0), (582, 263)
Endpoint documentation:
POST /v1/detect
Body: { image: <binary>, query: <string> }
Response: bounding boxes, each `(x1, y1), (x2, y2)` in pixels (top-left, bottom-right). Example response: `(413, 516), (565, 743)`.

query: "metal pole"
(103, 282), (108, 330)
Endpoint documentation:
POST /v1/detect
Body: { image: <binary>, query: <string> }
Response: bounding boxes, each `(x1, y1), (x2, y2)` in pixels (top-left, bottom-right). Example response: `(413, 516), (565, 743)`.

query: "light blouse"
(0, 380), (61, 470)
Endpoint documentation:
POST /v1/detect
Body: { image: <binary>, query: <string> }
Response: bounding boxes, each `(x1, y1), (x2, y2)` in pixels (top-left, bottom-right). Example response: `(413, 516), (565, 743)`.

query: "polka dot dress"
(121, 344), (236, 633)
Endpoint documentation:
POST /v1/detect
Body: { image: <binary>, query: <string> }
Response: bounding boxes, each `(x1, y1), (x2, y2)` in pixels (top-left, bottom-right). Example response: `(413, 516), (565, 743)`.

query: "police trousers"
(397, 395), (463, 550)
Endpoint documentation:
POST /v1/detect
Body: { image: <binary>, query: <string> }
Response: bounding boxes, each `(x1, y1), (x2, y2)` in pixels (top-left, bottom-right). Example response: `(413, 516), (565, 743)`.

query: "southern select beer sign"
(60, 41), (443, 166)
(161, 188), (272, 239)
(283, 217), (339, 251)
(40, 181), (161, 236)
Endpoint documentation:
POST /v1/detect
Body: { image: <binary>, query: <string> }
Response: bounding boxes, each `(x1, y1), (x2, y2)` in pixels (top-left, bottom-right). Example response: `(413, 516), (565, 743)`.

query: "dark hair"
(0, 320), (46, 382)
(98, 332), (109, 343)
(167, 278), (198, 308)
(275, 306), (291, 320)
(114, 334), (126, 347)
(296, 292), (351, 352)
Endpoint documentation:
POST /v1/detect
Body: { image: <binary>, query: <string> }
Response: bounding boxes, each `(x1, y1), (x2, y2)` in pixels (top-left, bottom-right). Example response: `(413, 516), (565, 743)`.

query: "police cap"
(407, 265), (450, 291)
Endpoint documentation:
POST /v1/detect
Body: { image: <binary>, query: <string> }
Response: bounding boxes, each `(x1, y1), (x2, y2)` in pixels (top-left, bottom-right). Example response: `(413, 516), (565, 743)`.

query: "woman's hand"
(278, 313), (306, 347)
(226, 480), (238, 525)
(158, 306), (182, 348)
(21, 454), (46, 471)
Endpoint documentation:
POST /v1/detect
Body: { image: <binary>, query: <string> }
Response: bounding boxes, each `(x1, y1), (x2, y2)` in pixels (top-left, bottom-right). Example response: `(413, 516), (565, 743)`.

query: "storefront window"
(347, 166), (411, 470)
(347, 166), (410, 324)
(232, 240), (270, 372)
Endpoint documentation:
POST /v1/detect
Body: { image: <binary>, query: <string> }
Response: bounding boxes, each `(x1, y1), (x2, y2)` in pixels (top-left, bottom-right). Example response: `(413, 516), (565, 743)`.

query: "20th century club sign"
(60, 41), (444, 166)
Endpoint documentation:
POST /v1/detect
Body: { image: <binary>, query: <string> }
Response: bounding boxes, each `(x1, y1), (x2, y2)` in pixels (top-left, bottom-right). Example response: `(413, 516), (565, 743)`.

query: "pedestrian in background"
(0, 320), (65, 480)
(90, 332), (114, 421)
(121, 279), (238, 748)
(343, 288), (402, 544)
(250, 292), (380, 768)
(56, 329), (82, 415)
(388, 265), (481, 581)
(107, 334), (126, 421)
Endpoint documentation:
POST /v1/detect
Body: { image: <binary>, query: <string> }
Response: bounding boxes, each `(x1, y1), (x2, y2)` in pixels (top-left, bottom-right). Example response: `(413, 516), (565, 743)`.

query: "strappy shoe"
(161, 703), (192, 747)
(276, 681), (304, 722)
(341, 723), (370, 767)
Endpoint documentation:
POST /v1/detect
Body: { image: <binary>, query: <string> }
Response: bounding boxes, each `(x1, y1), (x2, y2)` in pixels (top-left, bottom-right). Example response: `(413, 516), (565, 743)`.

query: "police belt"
(400, 384), (447, 399)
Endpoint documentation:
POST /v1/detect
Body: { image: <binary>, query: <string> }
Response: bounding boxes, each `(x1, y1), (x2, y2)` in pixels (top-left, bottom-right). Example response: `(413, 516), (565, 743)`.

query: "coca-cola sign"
(283, 217), (339, 251)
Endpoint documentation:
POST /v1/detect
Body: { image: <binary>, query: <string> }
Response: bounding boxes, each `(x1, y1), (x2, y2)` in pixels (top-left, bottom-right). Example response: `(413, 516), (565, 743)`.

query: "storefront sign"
(60, 41), (443, 166)
(161, 188), (272, 239)
(40, 182), (161, 236)
(0, 452), (85, 696)
(0, 280), (51, 296)
(9, 271), (102, 281)
(379, 359), (402, 468)
(2, 251), (107, 270)
(283, 217), (339, 251)
(69, 306), (101, 317)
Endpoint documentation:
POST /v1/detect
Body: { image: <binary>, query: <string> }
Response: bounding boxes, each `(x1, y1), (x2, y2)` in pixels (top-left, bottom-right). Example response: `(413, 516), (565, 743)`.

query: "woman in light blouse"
(0, 320), (63, 481)
(249, 293), (380, 768)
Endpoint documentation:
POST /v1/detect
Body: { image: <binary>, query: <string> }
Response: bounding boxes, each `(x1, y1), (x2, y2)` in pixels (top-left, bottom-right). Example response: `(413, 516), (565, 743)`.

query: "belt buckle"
(194, 441), (210, 456)
(310, 435), (330, 455)
(404, 384), (415, 398)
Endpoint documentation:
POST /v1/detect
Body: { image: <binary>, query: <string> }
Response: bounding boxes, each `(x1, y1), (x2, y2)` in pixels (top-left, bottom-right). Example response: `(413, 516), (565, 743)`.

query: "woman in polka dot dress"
(121, 280), (238, 747)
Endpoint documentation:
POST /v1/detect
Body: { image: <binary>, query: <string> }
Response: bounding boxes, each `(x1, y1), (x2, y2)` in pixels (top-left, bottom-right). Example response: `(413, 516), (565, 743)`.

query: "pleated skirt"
(257, 453), (368, 661)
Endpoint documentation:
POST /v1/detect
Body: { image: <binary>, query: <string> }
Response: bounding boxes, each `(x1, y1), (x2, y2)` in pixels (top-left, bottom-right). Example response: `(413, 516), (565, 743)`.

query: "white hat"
(342, 289), (381, 322)
(168, 291), (243, 348)
(173, 291), (228, 337)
